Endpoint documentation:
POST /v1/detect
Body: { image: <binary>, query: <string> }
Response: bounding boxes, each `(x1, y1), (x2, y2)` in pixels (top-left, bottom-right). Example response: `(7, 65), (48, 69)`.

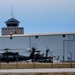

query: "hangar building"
(0, 17), (75, 62)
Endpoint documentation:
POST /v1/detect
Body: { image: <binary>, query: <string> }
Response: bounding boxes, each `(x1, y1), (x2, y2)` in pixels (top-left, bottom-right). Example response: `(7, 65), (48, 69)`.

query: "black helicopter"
(0, 47), (36, 63)
(33, 49), (53, 63)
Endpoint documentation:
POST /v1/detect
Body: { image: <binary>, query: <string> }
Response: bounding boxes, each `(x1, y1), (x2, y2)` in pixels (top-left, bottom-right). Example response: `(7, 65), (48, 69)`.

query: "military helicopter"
(0, 47), (36, 63)
(33, 49), (53, 63)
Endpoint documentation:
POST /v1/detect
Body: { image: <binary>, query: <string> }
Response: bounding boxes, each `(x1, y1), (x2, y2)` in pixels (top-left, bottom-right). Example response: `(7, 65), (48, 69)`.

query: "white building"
(1, 18), (75, 62)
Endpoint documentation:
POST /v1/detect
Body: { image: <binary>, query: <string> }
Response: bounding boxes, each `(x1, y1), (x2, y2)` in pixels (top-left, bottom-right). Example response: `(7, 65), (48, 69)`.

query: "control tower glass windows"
(12, 23), (18, 26)
(7, 24), (11, 26)
(5, 18), (20, 27)
(7, 23), (18, 27)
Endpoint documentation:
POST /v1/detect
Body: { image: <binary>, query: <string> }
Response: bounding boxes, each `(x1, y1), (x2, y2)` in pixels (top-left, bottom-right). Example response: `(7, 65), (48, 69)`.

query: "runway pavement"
(0, 68), (75, 73)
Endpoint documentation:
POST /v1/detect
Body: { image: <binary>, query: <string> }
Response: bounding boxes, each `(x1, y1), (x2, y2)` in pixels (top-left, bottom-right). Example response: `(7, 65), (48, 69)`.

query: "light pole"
(16, 55), (18, 69)
(34, 58), (35, 69)
(68, 52), (72, 68)
(49, 49), (53, 68)
(0, 57), (1, 69)
(63, 40), (65, 62)
(32, 48), (35, 69)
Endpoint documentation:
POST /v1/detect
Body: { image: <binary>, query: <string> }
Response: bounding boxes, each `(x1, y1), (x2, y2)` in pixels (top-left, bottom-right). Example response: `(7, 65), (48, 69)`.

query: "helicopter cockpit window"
(9, 55), (14, 58)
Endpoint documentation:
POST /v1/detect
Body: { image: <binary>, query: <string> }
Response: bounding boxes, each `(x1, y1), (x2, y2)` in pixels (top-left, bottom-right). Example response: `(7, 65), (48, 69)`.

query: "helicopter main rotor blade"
(0, 48), (12, 50)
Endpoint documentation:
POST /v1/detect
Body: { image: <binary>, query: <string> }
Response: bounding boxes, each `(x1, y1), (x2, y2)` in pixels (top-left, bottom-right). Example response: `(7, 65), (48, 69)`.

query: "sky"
(0, 0), (75, 35)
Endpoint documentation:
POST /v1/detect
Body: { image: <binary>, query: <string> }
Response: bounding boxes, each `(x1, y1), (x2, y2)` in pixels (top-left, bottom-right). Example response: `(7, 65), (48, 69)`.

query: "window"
(10, 36), (13, 39)
(7, 24), (11, 26)
(12, 23), (17, 26)
(2, 28), (4, 30)
(35, 36), (38, 39)
(15, 31), (17, 34)
(63, 35), (66, 37)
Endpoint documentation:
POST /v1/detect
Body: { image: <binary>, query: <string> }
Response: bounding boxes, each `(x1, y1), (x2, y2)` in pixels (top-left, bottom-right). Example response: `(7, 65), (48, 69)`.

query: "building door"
(64, 41), (75, 61)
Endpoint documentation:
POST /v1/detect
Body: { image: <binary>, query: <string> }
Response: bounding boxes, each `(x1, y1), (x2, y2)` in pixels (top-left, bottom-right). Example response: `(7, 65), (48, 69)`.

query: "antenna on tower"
(11, 5), (13, 18)
(14, 13), (15, 18)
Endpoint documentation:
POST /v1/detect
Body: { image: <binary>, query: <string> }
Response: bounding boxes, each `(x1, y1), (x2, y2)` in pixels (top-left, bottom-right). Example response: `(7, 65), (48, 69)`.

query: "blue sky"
(0, 0), (75, 35)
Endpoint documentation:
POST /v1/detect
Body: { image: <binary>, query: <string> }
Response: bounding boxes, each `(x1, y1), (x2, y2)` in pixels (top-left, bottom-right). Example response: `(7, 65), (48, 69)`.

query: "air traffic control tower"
(2, 18), (24, 35)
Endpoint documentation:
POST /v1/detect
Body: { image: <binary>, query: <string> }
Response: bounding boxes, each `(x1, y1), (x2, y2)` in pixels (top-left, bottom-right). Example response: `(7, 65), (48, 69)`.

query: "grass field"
(0, 62), (75, 69)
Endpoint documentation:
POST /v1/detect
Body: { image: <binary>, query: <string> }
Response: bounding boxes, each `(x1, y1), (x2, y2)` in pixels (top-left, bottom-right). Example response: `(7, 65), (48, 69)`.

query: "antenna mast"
(11, 5), (13, 18)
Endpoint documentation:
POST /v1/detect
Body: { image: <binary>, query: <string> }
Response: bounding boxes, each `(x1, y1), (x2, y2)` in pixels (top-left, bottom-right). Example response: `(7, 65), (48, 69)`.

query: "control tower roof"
(5, 18), (20, 24)
(5, 18), (20, 27)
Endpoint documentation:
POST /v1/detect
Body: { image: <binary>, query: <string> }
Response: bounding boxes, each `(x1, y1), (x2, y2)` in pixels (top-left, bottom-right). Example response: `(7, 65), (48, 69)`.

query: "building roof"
(1, 32), (75, 37)
(5, 18), (20, 24)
